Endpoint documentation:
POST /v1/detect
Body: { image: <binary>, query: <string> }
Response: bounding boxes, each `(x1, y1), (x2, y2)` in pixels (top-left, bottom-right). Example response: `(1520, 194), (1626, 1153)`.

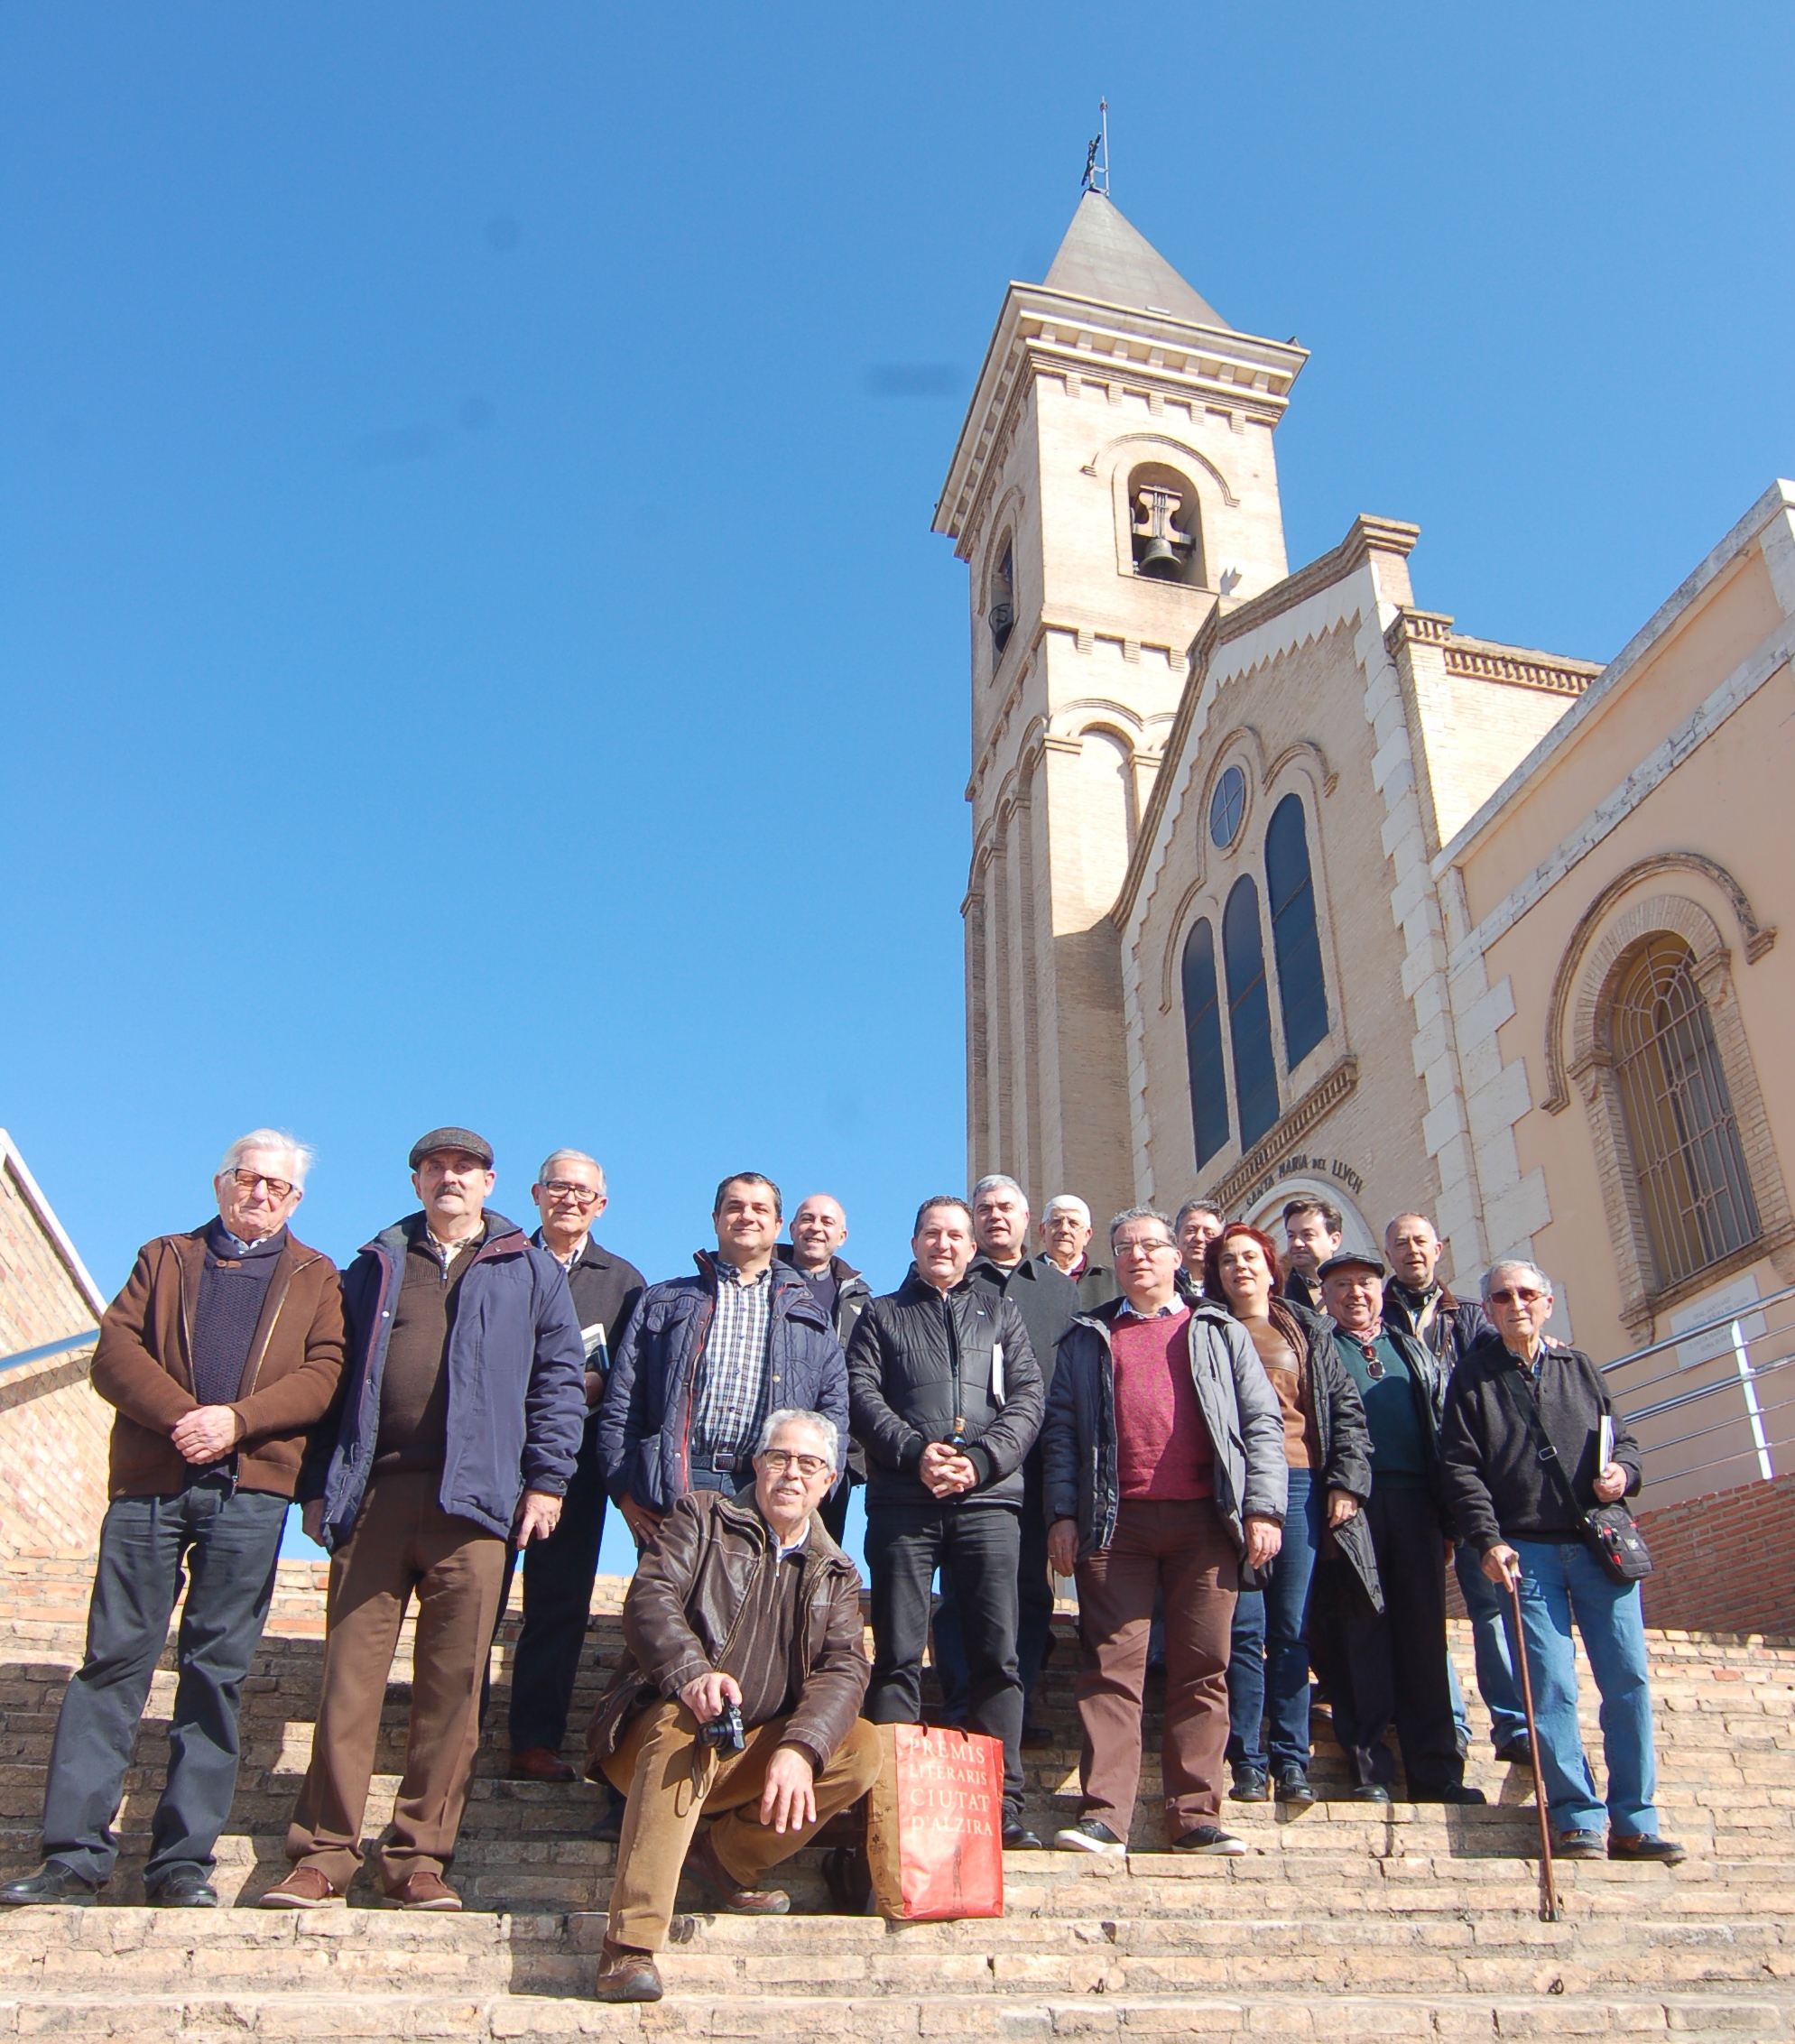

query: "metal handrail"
(0, 1329), (100, 1374)
(1604, 1307), (1795, 1402)
(1622, 1347), (1795, 1425)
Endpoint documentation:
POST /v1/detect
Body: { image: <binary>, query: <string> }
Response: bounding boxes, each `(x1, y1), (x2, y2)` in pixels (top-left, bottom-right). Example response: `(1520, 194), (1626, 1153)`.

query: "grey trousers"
(42, 1476), (287, 1885)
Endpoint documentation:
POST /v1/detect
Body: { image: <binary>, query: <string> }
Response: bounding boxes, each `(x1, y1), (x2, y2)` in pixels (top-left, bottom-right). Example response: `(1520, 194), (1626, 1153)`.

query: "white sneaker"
(1053, 1818), (1128, 1858)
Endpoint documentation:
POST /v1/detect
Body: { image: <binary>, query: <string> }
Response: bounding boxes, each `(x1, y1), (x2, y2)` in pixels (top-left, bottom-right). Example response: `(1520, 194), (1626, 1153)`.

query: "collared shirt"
(689, 1257), (775, 1459)
(423, 1219), (486, 1275)
(1115, 1296), (1184, 1321)
(217, 1224), (284, 1259)
(775, 1517), (811, 1562)
(538, 1230), (589, 1272)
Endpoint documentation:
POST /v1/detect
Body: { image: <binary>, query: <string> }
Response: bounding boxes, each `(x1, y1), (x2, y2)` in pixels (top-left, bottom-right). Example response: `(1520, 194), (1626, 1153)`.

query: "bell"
(1136, 537), (1183, 581)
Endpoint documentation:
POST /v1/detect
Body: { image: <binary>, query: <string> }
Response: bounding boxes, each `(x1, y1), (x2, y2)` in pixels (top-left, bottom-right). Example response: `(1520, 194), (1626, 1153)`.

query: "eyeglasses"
(541, 1181), (602, 1207)
(756, 1450), (831, 1477)
(228, 1170), (294, 1200)
(1115, 1237), (1176, 1256)
(1488, 1288), (1545, 1307)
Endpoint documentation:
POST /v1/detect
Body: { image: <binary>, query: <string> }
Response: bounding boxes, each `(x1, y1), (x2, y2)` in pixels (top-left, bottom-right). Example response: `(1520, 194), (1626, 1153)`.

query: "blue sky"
(4, 5), (1791, 1570)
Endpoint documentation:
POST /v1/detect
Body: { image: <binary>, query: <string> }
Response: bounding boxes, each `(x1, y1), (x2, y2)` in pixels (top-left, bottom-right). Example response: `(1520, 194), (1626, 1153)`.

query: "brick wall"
(1633, 1470), (1795, 1638)
(0, 1136), (112, 1560)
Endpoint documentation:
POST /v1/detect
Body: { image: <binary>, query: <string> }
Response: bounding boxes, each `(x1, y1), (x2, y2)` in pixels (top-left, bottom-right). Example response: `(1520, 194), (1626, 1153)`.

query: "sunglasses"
(1488, 1287), (1545, 1308)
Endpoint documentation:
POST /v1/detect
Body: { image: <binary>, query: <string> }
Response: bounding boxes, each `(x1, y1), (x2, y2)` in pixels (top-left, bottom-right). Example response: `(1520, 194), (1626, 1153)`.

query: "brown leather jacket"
(586, 1490), (869, 1779)
(89, 1226), (347, 1500)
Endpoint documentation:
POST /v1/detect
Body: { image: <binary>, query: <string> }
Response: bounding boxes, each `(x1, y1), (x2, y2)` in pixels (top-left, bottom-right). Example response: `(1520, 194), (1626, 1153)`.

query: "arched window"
(1124, 463), (1205, 587)
(1181, 919), (1229, 1169)
(1264, 793), (1328, 1069)
(1223, 877), (1280, 1149)
(1611, 934), (1760, 1288)
(988, 541), (1015, 659)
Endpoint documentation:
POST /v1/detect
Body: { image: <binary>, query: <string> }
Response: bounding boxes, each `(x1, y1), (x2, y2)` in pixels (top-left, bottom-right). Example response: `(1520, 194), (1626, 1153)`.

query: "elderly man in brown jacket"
(585, 1407), (880, 2002)
(0, 1131), (345, 1910)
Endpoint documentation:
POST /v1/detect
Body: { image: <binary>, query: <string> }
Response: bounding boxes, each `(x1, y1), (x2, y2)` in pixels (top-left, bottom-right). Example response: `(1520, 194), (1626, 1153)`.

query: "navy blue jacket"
(597, 1253), (850, 1515)
(302, 1211), (586, 1551)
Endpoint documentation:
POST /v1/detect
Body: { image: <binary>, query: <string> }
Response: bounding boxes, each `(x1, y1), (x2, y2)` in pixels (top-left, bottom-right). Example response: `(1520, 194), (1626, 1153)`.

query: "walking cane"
(1505, 1567), (1561, 1923)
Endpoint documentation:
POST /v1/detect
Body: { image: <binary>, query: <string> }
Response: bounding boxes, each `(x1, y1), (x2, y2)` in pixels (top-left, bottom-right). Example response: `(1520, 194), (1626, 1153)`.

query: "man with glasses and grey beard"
(499, 1151), (645, 1801)
(2, 1132), (346, 1910)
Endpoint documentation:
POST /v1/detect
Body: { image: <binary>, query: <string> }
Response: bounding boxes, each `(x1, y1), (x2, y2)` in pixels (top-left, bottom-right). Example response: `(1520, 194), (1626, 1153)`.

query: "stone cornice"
(1384, 608), (1601, 696)
(934, 282), (1308, 560)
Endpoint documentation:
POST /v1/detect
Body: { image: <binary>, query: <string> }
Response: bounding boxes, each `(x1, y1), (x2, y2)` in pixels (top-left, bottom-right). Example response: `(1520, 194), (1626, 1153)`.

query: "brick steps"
(0, 1570), (1787, 2038)
(0, 1988), (1787, 2039)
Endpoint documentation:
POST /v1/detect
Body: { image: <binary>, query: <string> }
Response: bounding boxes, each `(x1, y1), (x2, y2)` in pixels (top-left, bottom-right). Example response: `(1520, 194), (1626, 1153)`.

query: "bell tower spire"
(937, 193), (1307, 1224)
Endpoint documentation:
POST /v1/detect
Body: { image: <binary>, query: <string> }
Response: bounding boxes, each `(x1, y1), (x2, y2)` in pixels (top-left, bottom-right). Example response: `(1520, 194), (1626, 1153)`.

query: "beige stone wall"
(0, 1136), (112, 1558)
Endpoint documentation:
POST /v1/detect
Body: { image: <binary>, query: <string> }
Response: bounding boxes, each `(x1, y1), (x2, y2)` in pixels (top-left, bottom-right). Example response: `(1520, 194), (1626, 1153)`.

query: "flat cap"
(409, 1126), (494, 1170)
(1317, 1249), (1384, 1281)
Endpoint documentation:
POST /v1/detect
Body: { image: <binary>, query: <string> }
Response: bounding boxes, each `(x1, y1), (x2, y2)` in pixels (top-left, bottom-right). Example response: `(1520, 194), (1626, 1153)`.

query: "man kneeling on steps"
(584, 1408), (881, 2003)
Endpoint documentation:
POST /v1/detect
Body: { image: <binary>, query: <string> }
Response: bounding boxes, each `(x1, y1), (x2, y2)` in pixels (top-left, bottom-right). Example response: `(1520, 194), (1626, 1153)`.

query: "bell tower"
(936, 191), (1306, 1225)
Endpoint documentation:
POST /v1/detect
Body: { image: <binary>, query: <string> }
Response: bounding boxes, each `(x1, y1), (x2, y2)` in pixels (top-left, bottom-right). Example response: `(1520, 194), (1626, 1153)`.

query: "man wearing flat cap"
(263, 1129), (587, 1910)
(1306, 1249), (1480, 1806)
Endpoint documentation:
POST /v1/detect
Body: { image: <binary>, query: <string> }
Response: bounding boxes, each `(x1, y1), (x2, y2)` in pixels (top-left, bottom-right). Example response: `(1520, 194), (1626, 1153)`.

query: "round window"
(1208, 765), (1246, 849)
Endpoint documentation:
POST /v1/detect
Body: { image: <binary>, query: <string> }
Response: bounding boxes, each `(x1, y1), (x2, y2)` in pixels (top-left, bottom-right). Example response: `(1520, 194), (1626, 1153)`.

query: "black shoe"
(1555, 1828), (1605, 1859)
(593, 1797), (625, 1845)
(1169, 1824), (1245, 1855)
(1494, 1736), (1534, 1768)
(1414, 1783), (1486, 1806)
(1609, 1832), (1685, 1864)
(0, 1864), (100, 1907)
(1002, 1820), (1044, 1851)
(1227, 1765), (1269, 1804)
(1346, 1782), (1391, 1804)
(1052, 1817), (1126, 1859)
(1273, 1768), (1315, 1808)
(1019, 1723), (1055, 1751)
(146, 1866), (218, 1909)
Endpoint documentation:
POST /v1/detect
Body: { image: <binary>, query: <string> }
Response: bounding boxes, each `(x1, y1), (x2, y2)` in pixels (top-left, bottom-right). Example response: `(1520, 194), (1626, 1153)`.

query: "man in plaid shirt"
(598, 1175), (851, 1549)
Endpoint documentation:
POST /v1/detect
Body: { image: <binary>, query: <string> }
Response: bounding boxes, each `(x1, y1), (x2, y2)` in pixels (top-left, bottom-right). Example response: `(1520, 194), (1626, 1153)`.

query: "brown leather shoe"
(388, 1871), (462, 1911)
(257, 1867), (344, 1910)
(595, 1938), (664, 2002)
(506, 1746), (576, 1783)
(683, 1827), (791, 1915)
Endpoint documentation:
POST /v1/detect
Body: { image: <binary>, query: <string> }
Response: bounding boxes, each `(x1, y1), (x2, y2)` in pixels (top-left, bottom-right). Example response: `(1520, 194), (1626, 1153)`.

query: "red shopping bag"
(865, 1723), (1004, 1920)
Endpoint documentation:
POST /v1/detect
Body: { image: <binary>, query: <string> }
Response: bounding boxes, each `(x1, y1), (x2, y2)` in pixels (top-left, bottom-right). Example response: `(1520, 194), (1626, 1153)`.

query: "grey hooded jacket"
(1041, 1294), (1289, 1565)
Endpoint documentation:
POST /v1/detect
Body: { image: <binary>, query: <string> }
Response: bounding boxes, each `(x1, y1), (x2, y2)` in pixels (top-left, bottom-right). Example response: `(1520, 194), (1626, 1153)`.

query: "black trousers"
(42, 1476), (287, 1884)
(499, 1419), (608, 1755)
(864, 1500), (1023, 1813)
(1309, 1484), (1464, 1794)
(816, 1470), (861, 1549)
(931, 1449), (1054, 1723)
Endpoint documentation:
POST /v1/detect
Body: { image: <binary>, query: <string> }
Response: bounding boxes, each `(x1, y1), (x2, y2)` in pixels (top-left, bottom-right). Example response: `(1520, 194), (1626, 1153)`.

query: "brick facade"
(0, 1133), (112, 1559)
(1633, 1470), (1795, 1639)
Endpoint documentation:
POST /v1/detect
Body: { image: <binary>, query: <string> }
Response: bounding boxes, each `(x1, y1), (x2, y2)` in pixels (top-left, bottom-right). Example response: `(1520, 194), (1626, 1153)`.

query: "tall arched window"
(1223, 877), (1280, 1149)
(1264, 793), (1328, 1069)
(1611, 934), (1760, 1288)
(1181, 919), (1229, 1169)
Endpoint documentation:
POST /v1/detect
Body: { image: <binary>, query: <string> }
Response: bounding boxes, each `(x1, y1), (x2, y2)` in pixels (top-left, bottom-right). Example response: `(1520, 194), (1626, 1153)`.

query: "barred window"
(1223, 877), (1280, 1150)
(1264, 793), (1328, 1069)
(1181, 918), (1230, 1169)
(1611, 934), (1760, 1289)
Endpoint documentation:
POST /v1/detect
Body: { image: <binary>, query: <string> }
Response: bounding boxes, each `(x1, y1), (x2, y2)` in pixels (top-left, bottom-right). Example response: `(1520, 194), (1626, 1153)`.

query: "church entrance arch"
(1241, 1172), (1377, 1258)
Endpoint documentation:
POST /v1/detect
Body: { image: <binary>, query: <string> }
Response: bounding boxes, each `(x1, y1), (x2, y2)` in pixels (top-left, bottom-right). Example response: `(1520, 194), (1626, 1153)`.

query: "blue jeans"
(41, 1477), (287, 1884)
(1504, 1538), (1659, 1837)
(1226, 1467), (1320, 1773)
(1455, 1541), (1526, 1748)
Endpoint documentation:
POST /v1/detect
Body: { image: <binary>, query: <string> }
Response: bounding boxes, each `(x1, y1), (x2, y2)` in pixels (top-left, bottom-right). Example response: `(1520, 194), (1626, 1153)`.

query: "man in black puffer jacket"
(847, 1195), (1045, 1847)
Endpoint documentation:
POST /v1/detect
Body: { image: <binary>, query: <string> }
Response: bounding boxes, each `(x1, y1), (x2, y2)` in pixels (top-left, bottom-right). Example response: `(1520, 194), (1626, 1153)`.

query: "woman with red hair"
(1205, 1222), (1379, 1805)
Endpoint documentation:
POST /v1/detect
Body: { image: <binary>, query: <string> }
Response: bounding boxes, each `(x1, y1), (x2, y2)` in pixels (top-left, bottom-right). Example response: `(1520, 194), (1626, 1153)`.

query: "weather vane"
(1081, 99), (1110, 195)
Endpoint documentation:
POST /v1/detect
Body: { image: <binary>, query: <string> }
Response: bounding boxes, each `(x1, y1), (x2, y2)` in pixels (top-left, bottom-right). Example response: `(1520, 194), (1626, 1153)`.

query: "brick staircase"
(0, 1555), (1790, 2039)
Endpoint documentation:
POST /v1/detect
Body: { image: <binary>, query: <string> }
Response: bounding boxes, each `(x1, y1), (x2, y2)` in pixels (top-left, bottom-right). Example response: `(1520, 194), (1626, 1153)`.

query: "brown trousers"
(285, 1469), (508, 1891)
(1074, 1497), (1238, 1840)
(601, 1701), (882, 1950)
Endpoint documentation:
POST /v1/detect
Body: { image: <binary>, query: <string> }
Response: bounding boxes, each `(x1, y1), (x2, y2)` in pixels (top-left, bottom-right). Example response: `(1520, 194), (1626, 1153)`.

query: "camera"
(701, 1699), (745, 1754)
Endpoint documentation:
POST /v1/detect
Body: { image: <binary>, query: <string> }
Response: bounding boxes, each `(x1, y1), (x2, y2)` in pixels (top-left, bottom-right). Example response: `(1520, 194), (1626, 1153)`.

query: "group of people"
(0, 1127), (1682, 2008)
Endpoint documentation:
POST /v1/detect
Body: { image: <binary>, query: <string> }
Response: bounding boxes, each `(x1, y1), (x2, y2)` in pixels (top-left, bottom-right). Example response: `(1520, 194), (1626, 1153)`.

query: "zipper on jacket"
(941, 1290), (967, 1445)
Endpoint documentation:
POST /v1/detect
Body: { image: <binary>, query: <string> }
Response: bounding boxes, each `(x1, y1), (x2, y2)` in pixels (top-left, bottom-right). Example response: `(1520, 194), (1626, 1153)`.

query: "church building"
(937, 190), (1795, 1493)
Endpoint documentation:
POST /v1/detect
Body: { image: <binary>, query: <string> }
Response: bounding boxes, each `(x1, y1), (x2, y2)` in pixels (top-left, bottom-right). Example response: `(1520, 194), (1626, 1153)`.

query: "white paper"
(1597, 1414), (1615, 1468)
(990, 1341), (1005, 1406)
